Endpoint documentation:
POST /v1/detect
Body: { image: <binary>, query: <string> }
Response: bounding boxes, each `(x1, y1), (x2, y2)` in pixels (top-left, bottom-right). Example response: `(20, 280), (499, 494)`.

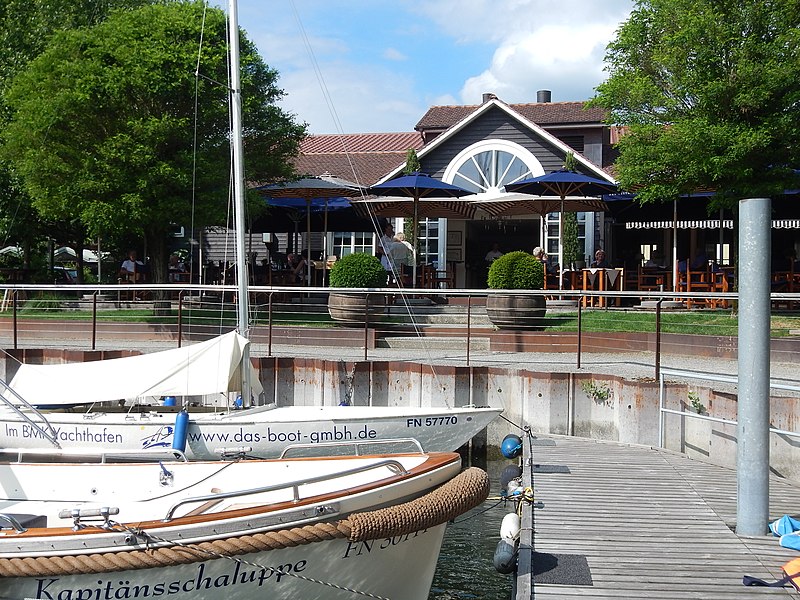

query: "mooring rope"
(0, 467), (489, 579)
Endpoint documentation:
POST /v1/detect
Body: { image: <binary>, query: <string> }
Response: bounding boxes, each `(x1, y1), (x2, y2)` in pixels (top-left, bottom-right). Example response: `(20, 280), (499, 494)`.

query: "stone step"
(377, 336), (491, 351)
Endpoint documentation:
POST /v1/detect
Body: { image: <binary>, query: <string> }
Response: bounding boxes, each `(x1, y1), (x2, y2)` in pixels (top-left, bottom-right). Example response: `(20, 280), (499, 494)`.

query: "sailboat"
(0, 3), (491, 599)
(0, 331), (500, 458)
(0, 443), (489, 599)
(0, 0), (502, 457)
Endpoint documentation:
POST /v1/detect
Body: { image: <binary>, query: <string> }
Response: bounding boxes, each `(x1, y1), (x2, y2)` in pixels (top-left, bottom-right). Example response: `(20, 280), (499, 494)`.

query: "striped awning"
(625, 219), (800, 229)
(350, 196), (477, 219)
(471, 193), (607, 217)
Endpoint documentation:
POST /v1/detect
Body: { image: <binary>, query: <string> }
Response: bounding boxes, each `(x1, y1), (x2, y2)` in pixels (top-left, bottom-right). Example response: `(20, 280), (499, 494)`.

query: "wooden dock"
(515, 434), (800, 599)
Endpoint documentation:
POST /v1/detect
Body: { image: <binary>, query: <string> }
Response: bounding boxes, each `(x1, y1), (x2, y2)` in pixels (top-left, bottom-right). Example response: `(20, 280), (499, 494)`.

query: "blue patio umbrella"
(504, 169), (618, 289)
(366, 172), (472, 285)
(257, 176), (364, 285)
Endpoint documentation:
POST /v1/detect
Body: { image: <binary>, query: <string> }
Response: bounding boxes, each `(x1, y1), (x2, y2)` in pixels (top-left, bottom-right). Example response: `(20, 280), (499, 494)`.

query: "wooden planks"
(516, 435), (800, 599)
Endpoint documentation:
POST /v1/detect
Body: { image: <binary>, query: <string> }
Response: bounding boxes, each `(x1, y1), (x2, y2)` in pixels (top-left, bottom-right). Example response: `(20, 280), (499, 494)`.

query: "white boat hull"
(0, 525), (446, 600)
(0, 405), (501, 459)
(0, 453), (490, 600)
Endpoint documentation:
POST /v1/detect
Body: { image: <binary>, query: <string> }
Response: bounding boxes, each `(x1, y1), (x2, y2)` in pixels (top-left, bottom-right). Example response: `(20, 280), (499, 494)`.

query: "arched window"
(442, 140), (544, 194)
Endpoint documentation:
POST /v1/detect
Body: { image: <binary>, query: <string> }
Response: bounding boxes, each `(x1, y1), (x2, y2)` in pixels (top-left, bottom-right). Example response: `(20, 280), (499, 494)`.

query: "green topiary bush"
(329, 252), (388, 288)
(487, 251), (544, 290)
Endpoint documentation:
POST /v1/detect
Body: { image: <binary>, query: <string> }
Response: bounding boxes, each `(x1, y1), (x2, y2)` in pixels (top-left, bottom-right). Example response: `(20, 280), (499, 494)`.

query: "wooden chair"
(676, 263), (713, 308)
(425, 264), (455, 289)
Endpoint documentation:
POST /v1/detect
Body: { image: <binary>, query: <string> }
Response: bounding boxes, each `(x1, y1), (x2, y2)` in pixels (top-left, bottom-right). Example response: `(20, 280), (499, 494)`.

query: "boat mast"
(228, 0), (251, 404)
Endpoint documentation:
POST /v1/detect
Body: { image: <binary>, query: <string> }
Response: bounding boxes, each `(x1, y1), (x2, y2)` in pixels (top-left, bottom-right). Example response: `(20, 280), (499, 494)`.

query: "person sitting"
(119, 249), (145, 282)
(591, 249), (609, 268)
(287, 252), (307, 284)
(168, 253), (186, 283)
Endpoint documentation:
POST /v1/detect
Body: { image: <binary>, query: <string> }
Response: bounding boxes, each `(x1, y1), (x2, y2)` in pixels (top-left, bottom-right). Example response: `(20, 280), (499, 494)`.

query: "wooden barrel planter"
(328, 293), (386, 325)
(486, 294), (546, 329)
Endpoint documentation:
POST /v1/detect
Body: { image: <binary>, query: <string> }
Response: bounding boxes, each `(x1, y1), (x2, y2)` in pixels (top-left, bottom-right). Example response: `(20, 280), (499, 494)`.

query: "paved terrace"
(517, 434), (800, 599)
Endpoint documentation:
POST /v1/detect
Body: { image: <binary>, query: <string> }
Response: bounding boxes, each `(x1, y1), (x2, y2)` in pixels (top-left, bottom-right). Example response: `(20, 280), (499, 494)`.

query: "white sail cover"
(6, 332), (263, 406)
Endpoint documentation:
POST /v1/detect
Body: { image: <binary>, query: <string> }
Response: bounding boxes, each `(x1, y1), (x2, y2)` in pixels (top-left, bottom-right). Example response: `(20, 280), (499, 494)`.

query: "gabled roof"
(294, 132), (423, 187)
(292, 99), (613, 187)
(378, 98), (614, 184)
(415, 101), (607, 131)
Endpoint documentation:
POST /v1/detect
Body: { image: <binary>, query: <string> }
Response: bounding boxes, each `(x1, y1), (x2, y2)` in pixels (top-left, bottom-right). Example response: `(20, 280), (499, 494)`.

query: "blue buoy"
(163, 396), (176, 407)
(501, 434), (523, 459)
(172, 410), (189, 452)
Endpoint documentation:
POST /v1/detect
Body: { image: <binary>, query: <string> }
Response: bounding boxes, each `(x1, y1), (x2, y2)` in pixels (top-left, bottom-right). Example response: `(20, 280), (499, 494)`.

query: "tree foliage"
(591, 0), (800, 206)
(2, 1), (306, 281)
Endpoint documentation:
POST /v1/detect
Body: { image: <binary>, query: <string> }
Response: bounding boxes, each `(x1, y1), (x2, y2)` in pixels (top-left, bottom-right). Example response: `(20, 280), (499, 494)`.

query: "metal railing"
(0, 284), (797, 376)
(657, 367), (800, 448)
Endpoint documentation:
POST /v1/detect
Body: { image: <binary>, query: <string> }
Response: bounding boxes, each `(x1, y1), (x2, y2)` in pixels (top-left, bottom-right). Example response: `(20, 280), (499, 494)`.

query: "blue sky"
(234, 0), (635, 134)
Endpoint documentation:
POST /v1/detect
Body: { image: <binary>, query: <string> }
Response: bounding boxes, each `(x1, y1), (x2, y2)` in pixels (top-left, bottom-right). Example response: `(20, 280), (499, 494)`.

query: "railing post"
(466, 295), (472, 366)
(12, 290), (17, 350)
(268, 292), (274, 357)
(92, 291), (98, 350)
(363, 292), (369, 362)
(655, 299), (663, 380)
(177, 291), (184, 348)
(576, 295), (582, 369)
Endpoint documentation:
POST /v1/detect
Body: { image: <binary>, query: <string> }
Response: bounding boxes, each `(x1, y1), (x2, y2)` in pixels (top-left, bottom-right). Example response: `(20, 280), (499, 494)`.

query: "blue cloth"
(771, 515), (800, 537)
(781, 532), (800, 551)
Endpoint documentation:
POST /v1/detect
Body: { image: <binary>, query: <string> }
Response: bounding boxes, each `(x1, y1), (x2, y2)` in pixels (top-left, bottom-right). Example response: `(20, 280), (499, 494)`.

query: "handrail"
(162, 457), (409, 522)
(657, 367), (800, 447)
(0, 513), (28, 533)
(0, 447), (187, 464)
(279, 437), (425, 458)
(0, 379), (60, 449)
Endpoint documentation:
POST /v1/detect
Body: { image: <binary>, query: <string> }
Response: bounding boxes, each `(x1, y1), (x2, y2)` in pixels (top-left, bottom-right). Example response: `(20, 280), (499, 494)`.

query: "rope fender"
(0, 467), (489, 578)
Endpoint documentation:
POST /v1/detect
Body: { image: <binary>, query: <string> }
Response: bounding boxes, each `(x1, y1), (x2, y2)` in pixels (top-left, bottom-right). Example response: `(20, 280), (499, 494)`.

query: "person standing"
(485, 242), (503, 262)
(389, 232), (415, 286)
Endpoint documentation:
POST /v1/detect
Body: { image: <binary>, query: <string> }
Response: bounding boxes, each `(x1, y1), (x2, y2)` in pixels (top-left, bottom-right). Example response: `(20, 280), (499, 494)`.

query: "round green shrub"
(487, 251), (544, 290)
(329, 252), (388, 288)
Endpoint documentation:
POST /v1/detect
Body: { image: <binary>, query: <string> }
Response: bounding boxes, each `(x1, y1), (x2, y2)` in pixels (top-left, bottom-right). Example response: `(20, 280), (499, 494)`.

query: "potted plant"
(486, 251), (546, 329)
(328, 252), (388, 324)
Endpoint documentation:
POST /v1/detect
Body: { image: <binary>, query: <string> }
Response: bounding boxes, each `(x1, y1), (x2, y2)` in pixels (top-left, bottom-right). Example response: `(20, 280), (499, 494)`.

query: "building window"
(332, 231), (374, 258)
(443, 139), (544, 194)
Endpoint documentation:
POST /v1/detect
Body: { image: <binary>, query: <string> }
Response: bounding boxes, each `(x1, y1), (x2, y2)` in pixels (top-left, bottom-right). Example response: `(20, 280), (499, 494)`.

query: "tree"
(591, 0), (800, 206)
(0, 0), (158, 281)
(2, 1), (306, 283)
(402, 148), (421, 246)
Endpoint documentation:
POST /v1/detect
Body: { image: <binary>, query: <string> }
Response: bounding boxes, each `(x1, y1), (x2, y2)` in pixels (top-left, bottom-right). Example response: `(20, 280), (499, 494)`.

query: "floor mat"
(532, 464), (571, 474)
(532, 552), (593, 586)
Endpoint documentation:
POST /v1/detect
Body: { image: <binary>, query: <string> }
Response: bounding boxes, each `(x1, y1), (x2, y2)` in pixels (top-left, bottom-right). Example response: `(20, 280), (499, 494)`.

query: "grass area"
(6, 295), (800, 337)
(546, 310), (800, 337)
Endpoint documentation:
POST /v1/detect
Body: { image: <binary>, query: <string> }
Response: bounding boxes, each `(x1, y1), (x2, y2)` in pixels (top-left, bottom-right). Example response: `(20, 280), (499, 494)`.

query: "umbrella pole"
(672, 198), (678, 292)
(323, 199), (329, 287)
(306, 198), (312, 287)
(558, 198), (564, 292)
(412, 199), (419, 288)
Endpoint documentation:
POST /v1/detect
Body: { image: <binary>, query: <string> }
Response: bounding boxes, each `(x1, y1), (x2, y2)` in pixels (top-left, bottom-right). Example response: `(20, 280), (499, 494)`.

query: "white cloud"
(237, 0), (634, 132)
(383, 48), (408, 61)
(278, 63), (427, 134)
(461, 22), (619, 103)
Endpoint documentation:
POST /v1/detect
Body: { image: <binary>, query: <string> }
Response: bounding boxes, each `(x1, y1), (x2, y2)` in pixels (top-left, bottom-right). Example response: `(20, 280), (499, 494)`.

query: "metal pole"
(655, 299), (662, 381)
(466, 295), (472, 366)
(576, 297), (582, 369)
(268, 292), (273, 357)
(228, 0), (251, 404)
(91, 291), (98, 350)
(12, 291), (17, 350)
(736, 197), (771, 536)
(177, 291), (184, 348)
(363, 294), (369, 362)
